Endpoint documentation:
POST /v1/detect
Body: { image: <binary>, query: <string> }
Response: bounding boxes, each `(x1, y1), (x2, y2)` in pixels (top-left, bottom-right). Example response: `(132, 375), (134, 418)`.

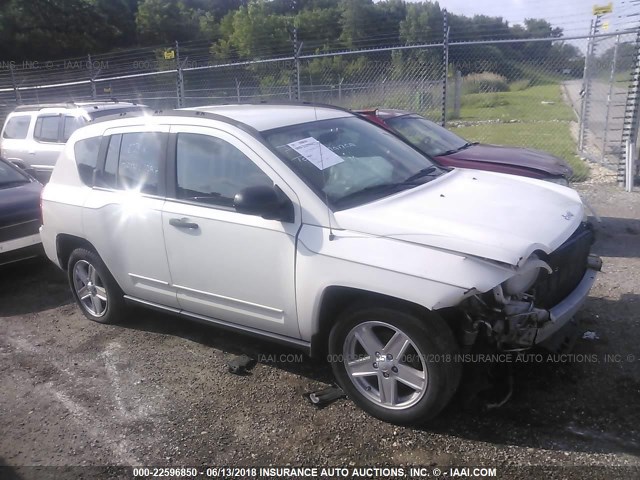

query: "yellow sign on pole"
(164, 50), (175, 60)
(593, 2), (613, 15)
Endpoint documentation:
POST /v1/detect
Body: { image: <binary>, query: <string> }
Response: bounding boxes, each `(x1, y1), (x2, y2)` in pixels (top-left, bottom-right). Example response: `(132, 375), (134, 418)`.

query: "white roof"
(182, 104), (352, 131)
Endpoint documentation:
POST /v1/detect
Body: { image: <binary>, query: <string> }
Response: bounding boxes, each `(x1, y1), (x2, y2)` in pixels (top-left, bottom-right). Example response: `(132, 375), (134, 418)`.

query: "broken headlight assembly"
(502, 254), (550, 296)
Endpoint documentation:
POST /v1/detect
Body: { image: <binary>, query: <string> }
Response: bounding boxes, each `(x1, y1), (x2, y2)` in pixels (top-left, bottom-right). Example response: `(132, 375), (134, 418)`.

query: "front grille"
(533, 222), (594, 309)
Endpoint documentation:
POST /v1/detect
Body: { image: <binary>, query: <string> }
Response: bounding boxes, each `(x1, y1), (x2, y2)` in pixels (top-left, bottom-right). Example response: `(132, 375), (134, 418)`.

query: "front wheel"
(67, 248), (127, 324)
(329, 303), (461, 424)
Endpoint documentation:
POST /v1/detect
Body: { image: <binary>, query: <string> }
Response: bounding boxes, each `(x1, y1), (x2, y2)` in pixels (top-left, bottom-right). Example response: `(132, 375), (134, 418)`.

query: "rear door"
(31, 114), (65, 171)
(82, 125), (179, 308)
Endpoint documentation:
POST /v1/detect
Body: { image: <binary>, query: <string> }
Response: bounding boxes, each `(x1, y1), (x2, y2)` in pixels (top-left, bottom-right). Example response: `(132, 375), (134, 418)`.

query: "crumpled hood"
(334, 169), (584, 266)
(442, 144), (573, 177)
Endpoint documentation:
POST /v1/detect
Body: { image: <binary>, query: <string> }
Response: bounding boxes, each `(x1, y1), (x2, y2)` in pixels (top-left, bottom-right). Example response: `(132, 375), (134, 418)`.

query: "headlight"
(545, 176), (569, 187)
(504, 268), (539, 296)
(503, 254), (545, 296)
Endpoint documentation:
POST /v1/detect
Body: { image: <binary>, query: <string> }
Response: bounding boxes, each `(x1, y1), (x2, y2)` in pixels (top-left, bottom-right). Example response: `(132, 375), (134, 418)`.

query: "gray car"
(0, 101), (149, 182)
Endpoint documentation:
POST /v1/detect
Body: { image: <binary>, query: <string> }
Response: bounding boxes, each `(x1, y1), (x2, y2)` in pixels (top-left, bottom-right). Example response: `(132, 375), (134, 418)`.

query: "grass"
(449, 82), (590, 182)
(454, 122), (590, 182)
(459, 84), (576, 122)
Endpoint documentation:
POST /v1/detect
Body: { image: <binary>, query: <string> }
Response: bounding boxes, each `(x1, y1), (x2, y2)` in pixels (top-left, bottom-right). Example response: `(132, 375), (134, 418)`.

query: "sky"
(435, 0), (638, 37)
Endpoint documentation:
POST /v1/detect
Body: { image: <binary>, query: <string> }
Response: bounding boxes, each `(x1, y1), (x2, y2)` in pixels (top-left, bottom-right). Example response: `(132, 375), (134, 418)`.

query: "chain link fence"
(577, 25), (640, 183)
(1, 27), (639, 185)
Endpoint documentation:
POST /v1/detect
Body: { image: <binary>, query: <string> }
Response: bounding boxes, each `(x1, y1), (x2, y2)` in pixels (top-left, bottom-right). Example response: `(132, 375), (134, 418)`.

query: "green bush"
(509, 79), (531, 91)
(462, 72), (509, 94)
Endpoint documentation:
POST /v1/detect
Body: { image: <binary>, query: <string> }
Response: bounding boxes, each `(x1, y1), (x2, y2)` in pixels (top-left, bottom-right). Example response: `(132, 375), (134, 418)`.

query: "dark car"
(0, 157), (43, 266)
(357, 109), (573, 185)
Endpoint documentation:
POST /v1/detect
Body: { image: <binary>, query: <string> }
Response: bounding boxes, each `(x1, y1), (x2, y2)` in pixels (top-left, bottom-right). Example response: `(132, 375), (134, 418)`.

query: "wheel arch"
(56, 234), (100, 271)
(309, 286), (443, 359)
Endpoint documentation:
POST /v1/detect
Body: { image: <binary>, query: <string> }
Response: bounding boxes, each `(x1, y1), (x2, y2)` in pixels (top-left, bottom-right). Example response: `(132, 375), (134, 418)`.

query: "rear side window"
(63, 116), (85, 142)
(98, 132), (164, 195)
(34, 115), (61, 142)
(118, 133), (162, 194)
(74, 137), (101, 186)
(2, 115), (31, 139)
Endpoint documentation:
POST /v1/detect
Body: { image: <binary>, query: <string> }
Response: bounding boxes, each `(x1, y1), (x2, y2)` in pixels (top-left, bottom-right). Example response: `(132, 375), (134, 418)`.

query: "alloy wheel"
(72, 260), (108, 317)
(343, 320), (428, 410)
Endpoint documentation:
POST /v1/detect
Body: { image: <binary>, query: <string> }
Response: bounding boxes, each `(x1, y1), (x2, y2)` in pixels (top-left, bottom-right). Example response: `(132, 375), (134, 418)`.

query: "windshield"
(385, 115), (470, 157)
(0, 160), (29, 187)
(262, 116), (443, 210)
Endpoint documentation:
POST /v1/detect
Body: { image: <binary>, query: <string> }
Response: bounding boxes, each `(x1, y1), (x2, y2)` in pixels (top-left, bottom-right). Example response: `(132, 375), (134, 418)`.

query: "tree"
(339, 0), (376, 49)
(135, 0), (202, 44)
(0, 0), (135, 60)
(295, 7), (342, 51)
(210, 1), (291, 60)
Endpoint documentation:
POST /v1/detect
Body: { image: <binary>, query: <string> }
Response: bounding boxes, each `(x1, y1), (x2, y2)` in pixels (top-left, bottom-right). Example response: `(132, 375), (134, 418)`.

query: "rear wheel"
(67, 248), (127, 324)
(329, 302), (461, 424)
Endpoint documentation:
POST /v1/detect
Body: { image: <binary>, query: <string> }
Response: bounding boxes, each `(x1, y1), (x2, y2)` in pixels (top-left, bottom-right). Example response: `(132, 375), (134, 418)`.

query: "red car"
(357, 109), (573, 185)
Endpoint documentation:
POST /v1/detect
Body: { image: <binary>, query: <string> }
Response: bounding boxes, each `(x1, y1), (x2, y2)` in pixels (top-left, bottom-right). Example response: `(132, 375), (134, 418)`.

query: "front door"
(161, 126), (301, 338)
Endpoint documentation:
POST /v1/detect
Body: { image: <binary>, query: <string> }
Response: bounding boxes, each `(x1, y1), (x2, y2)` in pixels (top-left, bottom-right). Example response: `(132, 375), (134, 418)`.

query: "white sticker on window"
(286, 137), (344, 170)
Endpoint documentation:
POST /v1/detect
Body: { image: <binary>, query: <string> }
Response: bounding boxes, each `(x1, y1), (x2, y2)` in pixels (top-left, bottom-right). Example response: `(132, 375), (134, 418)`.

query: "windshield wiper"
(438, 142), (477, 156)
(334, 167), (441, 207)
(402, 166), (439, 184)
(333, 182), (416, 206)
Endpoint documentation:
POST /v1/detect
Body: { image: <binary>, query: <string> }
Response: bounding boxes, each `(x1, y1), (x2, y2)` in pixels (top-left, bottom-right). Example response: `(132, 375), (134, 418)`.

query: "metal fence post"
(293, 28), (302, 101)
(9, 63), (21, 105)
(87, 54), (98, 100)
(441, 10), (449, 126)
(625, 139), (636, 191)
(453, 70), (462, 118)
(601, 34), (620, 162)
(622, 29), (640, 188)
(579, 19), (596, 152)
(175, 41), (185, 108)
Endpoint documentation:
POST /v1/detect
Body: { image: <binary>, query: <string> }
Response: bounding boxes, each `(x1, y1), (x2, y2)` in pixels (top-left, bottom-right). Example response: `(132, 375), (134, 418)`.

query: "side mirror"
(234, 185), (293, 221)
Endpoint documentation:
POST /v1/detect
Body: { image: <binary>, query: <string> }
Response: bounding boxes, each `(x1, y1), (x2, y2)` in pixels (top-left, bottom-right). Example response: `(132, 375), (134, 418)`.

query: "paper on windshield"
(286, 137), (344, 170)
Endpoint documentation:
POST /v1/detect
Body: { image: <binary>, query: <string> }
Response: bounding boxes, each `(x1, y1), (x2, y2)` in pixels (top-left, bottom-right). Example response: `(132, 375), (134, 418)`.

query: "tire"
(67, 248), (127, 324)
(328, 301), (461, 425)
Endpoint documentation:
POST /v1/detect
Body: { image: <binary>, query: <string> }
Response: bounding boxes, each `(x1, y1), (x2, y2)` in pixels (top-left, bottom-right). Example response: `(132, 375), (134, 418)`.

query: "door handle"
(169, 217), (199, 229)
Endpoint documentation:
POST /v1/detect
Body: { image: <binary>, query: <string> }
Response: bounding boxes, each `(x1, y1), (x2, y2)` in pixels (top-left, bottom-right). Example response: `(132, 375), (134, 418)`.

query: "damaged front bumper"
(536, 256), (600, 343)
(501, 254), (602, 348)
(462, 254), (602, 350)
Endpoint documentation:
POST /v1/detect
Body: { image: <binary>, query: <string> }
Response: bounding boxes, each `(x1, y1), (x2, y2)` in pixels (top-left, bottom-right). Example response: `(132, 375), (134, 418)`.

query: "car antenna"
(314, 106), (336, 241)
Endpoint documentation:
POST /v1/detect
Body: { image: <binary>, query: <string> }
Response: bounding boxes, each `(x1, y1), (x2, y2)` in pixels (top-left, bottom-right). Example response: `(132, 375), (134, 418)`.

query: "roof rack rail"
(92, 101), (357, 135)
(182, 99), (353, 113)
(88, 110), (149, 123)
(91, 108), (262, 137)
(13, 102), (78, 112)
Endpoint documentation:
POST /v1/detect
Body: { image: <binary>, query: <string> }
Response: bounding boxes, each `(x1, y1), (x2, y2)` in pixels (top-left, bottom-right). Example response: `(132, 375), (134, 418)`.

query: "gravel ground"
(1, 180), (639, 479)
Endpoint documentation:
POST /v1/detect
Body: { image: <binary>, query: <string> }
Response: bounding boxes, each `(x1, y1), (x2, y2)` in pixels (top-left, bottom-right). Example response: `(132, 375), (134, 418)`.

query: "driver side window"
(176, 133), (272, 207)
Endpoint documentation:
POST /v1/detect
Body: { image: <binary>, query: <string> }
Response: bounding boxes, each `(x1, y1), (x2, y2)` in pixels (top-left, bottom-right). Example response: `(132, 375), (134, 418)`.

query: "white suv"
(1, 101), (149, 181)
(40, 104), (601, 424)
